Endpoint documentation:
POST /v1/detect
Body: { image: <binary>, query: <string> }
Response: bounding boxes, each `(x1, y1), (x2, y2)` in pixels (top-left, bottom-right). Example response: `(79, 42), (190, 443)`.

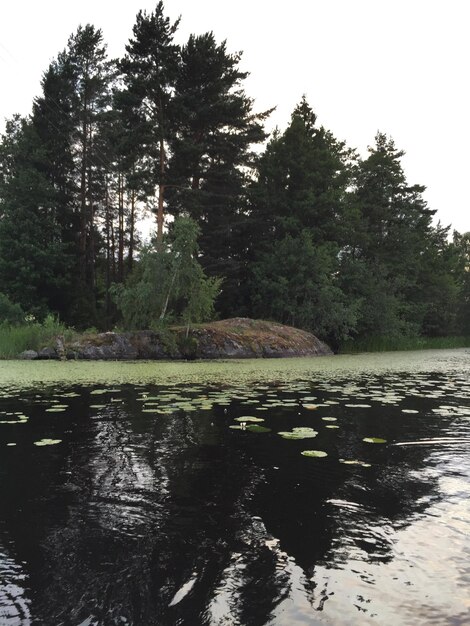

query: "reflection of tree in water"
(0, 536), (31, 626)
(26, 398), (283, 625)
(2, 372), (465, 625)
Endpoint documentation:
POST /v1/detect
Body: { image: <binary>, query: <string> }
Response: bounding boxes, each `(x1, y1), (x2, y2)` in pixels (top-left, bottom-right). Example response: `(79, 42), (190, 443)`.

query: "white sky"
(1, 0), (468, 233)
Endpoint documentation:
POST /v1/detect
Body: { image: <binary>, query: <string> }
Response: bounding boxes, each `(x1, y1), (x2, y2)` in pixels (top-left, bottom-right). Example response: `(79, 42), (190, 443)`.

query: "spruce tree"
(0, 117), (69, 317)
(246, 99), (356, 343)
(340, 132), (441, 338)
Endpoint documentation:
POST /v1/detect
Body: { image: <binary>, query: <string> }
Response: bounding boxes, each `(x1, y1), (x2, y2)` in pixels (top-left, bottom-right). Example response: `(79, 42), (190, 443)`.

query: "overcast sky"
(1, 0), (468, 233)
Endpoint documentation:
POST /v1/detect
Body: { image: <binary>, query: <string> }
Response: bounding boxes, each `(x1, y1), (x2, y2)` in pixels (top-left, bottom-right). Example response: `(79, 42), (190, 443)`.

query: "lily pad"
(363, 437), (387, 444)
(278, 427), (318, 440)
(325, 425), (339, 429)
(301, 450), (328, 458)
(34, 438), (62, 446)
(322, 417), (337, 421)
(246, 425), (272, 433)
(302, 404), (318, 410)
(339, 459), (371, 467)
(234, 416), (265, 423)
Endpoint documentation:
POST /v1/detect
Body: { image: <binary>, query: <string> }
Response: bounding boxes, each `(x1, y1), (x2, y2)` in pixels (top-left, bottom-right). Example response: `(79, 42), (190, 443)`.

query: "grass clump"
(0, 315), (75, 359)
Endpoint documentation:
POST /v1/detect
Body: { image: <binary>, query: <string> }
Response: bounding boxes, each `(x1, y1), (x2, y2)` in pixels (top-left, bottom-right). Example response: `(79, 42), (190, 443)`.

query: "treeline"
(0, 2), (468, 348)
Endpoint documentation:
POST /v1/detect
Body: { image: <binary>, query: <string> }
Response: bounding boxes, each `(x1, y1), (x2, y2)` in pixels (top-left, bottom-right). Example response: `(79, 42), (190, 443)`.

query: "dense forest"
(0, 1), (469, 350)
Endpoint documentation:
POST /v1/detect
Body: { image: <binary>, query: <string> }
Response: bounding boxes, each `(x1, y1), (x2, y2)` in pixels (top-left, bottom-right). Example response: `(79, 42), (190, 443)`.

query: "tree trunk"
(105, 180), (111, 319)
(157, 136), (165, 252)
(128, 187), (136, 272)
(79, 116), (88, 284)
(118, 172), (124, 282)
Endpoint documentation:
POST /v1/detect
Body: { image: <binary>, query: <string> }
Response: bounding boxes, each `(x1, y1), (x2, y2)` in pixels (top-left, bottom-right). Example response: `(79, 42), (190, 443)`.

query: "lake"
(0, 349), (469, 625)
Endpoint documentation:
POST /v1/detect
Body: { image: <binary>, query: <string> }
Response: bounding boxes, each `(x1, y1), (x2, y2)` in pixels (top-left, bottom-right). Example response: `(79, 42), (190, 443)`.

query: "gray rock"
(56, 319), (333, 361)
(19, 350), (38, 360)
(37, 347), (58, 360)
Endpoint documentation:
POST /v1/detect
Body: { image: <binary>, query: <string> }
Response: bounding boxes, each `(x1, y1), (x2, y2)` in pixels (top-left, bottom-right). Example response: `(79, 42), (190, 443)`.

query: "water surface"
(1, 349), (469, 625)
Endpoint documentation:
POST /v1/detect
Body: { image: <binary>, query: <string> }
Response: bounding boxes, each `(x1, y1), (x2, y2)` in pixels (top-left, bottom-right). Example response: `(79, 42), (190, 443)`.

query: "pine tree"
(167, 31), (271, 316)
(32, 25), (114, 326)
(119, 2), (180, 249)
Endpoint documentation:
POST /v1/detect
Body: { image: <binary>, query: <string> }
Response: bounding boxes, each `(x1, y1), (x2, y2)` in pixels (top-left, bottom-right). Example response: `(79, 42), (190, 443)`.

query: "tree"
(0, 117), (70, 317)
(248, 97), (354, 248)
(339, 132), (449, 339)
(119, 2), (180, 249)
(250, 232), (358, 346)
(452, 230), (470, 335)
(112, 217), (221, 330)
(246, 99), (356, 343)
(31, 24), (114, 325)
(0, 293), (25, 325)
(167, 31), (271, 316)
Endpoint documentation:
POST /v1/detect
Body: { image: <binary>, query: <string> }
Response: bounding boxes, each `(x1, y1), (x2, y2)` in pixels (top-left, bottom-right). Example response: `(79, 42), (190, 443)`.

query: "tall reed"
(339, 335), (470, 354)
(0, 316), (74, 359)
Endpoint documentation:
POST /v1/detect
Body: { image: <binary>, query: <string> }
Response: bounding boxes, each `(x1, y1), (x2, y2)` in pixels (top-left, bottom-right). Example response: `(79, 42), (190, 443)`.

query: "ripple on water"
(0, 350), (469, 625)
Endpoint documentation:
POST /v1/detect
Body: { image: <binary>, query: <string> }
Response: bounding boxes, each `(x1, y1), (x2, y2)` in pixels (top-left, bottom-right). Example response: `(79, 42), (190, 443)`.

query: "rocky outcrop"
(188, 318), (332, 358)
(20, 318), (333, 361)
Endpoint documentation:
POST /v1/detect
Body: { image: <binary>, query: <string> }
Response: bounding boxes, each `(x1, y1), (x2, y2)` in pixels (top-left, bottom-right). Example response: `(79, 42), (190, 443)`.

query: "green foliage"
(149, 321), (179, 356)
(251, 232), (358, 344)
(0, 315), (72, 359)
(0, 118), (71, 318)
(0, 7), (468, 345)
(0, 293), (25, 325)
(112, 217), (221, 330)
(111, 248), (169, 330)
(167, 31), (271, 317)
(338, 133), (461, 341)
(452, 231), (470, 334)
(249, 97), (355, 246)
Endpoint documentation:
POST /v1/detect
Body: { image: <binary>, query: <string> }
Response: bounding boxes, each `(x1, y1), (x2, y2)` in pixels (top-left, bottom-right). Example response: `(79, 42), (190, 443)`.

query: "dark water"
(0, 352), (469, 625)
